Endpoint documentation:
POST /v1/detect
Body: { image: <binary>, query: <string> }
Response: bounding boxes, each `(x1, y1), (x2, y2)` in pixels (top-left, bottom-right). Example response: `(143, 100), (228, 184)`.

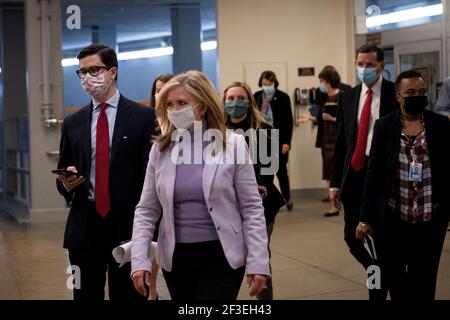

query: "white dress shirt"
(89, 89), (120, 200)
(357, 76), (383, 156)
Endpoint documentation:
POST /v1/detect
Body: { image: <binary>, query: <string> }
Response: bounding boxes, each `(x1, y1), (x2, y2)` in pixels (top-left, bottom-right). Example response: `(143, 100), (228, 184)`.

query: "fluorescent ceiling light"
(61, 41), (217, 67)
(61, 58), (79, 67)
(201, 40), (217, 51)
(366, 3), (443, 28)
(118, 46), (174, 60)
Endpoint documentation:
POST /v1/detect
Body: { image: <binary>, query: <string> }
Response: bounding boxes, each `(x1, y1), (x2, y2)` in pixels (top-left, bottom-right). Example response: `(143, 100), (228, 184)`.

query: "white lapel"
(202, 131), (226, 203)
(160, 143), (178, 219)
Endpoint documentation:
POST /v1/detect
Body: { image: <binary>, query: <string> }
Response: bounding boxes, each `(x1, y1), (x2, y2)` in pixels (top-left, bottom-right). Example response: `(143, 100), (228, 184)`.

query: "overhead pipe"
(39, 0), (61, 128)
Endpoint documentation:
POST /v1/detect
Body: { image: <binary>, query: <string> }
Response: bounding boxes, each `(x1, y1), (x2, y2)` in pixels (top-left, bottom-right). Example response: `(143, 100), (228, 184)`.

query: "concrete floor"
(0, 195), (449, 300)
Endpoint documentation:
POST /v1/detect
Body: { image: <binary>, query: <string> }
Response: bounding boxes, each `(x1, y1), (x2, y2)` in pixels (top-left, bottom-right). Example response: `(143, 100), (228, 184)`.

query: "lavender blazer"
(131, 132), (270, 276)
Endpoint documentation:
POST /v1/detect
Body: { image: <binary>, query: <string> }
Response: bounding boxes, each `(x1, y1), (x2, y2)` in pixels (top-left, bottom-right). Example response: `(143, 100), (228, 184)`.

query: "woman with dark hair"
(254, 71), (294, 211)
(150, 73), (174, 108)
(298, 66), (350, 217)
(223, 82), (285, 300)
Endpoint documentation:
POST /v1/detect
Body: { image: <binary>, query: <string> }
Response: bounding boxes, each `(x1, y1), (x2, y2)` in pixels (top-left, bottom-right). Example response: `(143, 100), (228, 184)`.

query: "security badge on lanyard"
(408, 142), (423, 182)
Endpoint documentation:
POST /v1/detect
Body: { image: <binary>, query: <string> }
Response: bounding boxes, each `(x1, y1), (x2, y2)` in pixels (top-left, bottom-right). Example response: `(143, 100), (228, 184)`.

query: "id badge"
(409, 162), (423, 182)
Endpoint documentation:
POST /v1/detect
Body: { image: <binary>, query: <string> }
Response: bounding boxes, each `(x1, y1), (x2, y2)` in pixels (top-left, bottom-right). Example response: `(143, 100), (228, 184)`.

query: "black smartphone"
(51, 169), (81, 177)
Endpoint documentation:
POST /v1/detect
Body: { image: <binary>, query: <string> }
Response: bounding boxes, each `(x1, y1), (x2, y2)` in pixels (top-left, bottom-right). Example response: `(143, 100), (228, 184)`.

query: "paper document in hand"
(112, 241), (157, 267)
(363, 234), (377, 261)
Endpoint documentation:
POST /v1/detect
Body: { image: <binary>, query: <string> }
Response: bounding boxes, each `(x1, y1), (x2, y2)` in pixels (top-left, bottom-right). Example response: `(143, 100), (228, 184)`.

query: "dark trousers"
(342, 167), (387, 301)
(162, 240), (245, 300)
(277, 152), (291, 202)
(68, 203), (145, 301)
(383, 213), (448, 300)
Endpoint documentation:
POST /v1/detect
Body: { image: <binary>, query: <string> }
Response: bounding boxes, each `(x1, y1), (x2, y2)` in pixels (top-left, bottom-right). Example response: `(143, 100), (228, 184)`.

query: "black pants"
(162, 241), (245, 300)
(277, 152), (291, 202)
(342, 167), (387, 301)
(383, 213), (448, 300)
(68, 203), (145, 301)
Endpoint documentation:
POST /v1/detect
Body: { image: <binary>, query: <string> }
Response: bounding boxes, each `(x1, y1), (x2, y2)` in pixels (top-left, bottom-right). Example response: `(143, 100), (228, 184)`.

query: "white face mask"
(81, 71), (112, 97)
(167, 103), (200, 129)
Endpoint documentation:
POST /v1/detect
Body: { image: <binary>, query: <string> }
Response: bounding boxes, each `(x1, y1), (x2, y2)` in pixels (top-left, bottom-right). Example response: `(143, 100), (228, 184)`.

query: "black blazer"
(254, 89), (294, 147)
(226, 120), (285, 225)
(330, 79), (399, 197)
(254, 122), (286, 225)
(315, 83), (352, 148)
(360, 110), (450, 227)
(57, 95), (158, 250)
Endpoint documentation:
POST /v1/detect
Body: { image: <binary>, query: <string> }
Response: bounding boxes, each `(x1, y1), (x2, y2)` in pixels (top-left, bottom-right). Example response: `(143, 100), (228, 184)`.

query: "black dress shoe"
(286, 201), (293, 211)
(324, 211), (339, 217)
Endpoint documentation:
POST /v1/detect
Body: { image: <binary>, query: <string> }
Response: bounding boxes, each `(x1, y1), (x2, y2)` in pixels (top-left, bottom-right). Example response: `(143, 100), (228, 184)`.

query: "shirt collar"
(93, 89), (120, 110)
(362, 75), (383, 96)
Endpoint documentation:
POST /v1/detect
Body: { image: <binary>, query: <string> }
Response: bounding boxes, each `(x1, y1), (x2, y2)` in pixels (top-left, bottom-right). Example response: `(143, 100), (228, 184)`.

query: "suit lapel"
(272, 90), (279, 108)
(388, 111), (401, 167)
(110, 95), (131, 165)
(380, 79), (390, 117)
(81, 104), (93, 175)
(423, 111), (436, 165)
(202, 132), (222, 203)
(348, 84), (362, 141)
(162, 145), (177, 218)
(203, 159), (220, 204)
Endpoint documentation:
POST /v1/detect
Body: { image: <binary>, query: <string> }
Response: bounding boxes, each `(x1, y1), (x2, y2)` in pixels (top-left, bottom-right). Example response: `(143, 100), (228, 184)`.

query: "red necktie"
(95, 102), (111, 217)
(351, 88), (372, 172)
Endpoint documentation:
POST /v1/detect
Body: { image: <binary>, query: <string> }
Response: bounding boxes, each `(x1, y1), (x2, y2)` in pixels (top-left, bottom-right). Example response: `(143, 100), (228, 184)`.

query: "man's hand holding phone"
(55, 166), (85, 192)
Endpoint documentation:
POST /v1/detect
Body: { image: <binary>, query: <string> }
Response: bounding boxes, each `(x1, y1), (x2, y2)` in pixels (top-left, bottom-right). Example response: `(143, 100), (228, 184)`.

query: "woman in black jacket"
(254, 71), (293, 210)
(223, 81), (285, 300)
(298, 66), (351, 216)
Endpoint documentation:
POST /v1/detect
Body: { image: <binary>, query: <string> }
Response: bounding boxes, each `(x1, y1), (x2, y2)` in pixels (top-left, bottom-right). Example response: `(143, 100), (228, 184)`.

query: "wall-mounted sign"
(366, 32), (382, 46)
(298, 67), (315, 77)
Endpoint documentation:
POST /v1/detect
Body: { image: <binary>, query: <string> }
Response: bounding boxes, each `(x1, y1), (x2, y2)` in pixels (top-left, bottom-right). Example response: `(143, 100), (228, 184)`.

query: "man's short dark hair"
(77, 44), (118, 80)
(318, 65), (341, 89)
(355, 44), (384, 62)
(258, 71), (279, 89)
(395, 69), (424, 92)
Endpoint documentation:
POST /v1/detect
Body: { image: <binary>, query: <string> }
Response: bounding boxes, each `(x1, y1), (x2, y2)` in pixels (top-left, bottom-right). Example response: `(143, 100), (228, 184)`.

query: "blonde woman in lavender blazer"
(131, 70), (270, 300)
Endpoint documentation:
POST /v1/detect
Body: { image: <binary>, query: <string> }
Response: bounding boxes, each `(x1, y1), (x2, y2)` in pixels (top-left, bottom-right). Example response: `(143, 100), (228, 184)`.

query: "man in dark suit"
(254, 71), (294, 210)
(330, 44), (399, 300)
(56, 44), (157, 300)
(358, 70), (450, 300)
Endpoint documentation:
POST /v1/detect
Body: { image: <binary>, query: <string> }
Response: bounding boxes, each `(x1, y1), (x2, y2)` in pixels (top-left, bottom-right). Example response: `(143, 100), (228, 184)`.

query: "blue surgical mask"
(262, 85), (275, 96)
(357, 67), (378, 86)
(319, 83), (327, 94)
(225, 100), (249, 118)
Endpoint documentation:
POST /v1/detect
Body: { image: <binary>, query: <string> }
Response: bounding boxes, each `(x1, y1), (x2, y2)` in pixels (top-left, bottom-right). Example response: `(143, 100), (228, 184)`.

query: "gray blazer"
(436, 77), (450, 116)
(131, 132), (271, 276)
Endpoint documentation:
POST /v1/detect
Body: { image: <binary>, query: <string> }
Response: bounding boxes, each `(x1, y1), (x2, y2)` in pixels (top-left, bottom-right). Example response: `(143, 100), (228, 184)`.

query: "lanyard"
(401, 116), (425, 164)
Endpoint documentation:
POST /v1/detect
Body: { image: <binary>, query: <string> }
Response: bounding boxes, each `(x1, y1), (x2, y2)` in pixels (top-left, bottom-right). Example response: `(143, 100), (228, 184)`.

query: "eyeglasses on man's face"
(76, 66), (109, 79)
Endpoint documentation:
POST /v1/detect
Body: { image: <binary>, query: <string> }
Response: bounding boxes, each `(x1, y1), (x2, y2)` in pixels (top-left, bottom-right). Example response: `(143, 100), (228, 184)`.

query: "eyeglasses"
(75, 66), (109, 79)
